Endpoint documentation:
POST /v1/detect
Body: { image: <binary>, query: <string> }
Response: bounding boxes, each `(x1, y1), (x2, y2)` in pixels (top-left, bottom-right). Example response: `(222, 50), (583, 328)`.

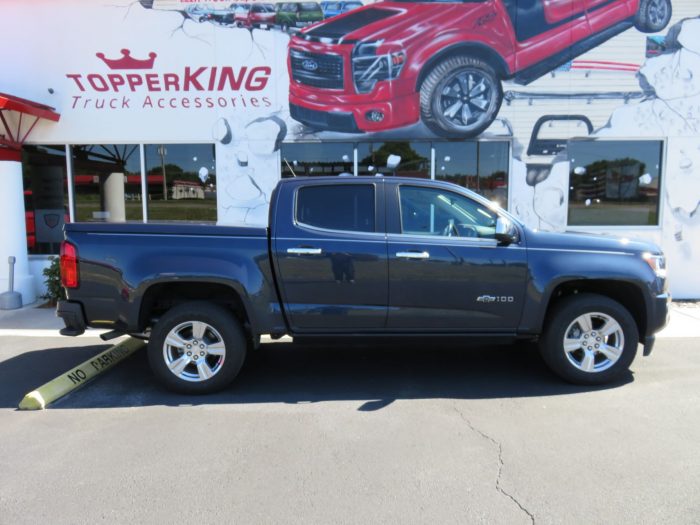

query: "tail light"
(60, 241), (79, 288)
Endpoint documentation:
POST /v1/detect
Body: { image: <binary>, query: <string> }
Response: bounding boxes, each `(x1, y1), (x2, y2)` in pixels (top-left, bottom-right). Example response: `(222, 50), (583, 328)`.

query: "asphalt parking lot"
(1, 307), (699, 524)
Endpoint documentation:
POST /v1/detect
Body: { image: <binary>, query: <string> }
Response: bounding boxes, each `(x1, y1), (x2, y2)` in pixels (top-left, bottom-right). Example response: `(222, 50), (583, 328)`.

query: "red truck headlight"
(60, 240), (79, 288)
(352, 40), (406, 94)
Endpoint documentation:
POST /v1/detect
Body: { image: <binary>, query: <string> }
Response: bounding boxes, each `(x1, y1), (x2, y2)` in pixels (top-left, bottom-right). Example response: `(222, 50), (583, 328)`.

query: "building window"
(21, 145), (70, 255)
(144, 144), (217, 222)
(280, 143), (354, 178)
(296, 184), (375, 232)
(72, 144), (143, 222)
(568, 140), (663, 226)
(357, 142), (431, 177)
(434, 141), (509, 207)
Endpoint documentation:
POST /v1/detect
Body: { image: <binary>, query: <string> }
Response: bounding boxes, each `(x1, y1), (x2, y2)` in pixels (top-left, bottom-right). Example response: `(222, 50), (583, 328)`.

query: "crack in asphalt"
(452, 405), (535, 524)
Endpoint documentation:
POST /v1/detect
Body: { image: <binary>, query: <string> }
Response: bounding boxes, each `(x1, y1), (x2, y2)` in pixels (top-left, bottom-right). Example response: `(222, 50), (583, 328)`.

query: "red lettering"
(107, 74), (126, 92)
(87, 74), (109, 92)
(217, 67), (246, 91)
(183, 67), (206, 91)
(208, 67), (217, 90)
(163, 74), (179, 91)
(145, 74), (161, 91)
(126, 74), (144, 91)
(245, 67), (270, 91)
(67, 74), (86, 91)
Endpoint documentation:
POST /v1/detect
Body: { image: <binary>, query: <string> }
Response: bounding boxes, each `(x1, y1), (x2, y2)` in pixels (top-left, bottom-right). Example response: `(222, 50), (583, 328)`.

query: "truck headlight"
(643, 252), (667, 278)
(352, 40), (406, 94)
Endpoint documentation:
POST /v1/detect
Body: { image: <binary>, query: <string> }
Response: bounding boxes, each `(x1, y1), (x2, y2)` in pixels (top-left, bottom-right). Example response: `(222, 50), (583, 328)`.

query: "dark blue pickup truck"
(58, 177), (669, 393)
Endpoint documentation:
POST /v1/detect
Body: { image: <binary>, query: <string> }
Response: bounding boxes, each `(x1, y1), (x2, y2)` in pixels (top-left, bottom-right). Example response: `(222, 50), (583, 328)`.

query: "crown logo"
(96, 49), (157, 70)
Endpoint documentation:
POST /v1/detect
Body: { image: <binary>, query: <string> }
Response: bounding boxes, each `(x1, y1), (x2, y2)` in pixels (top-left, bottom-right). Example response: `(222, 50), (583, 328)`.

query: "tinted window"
(297, 185), (375, 232)
(568, 140), (663, 226)
(399, 186), (497, 239)
(301, 2), (321, 11)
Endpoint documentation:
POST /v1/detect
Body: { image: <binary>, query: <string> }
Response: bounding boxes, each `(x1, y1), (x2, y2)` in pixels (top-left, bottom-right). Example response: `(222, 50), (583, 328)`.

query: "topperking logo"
(66, 48), (272, 110)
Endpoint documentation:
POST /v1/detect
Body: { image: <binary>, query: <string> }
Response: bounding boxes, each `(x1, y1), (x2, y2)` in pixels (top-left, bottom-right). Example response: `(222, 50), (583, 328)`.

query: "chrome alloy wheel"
(647, 0), (669, 27)
(438, 69), (497, 132)
(562, 312), (625, 373)
(162, 321), (226, 382)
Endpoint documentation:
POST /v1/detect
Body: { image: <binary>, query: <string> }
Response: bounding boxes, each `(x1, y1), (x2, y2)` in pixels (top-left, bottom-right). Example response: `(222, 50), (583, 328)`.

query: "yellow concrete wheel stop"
(18, 337), (145, 410)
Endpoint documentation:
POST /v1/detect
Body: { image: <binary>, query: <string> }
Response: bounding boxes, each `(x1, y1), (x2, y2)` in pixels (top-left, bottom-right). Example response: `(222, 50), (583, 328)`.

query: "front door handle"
(396, 251), (430, 260)
(287, 247), (323, 256)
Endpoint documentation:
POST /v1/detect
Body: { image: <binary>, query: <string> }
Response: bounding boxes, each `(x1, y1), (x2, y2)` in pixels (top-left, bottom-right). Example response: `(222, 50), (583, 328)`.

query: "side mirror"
(495, 217), (517, 246)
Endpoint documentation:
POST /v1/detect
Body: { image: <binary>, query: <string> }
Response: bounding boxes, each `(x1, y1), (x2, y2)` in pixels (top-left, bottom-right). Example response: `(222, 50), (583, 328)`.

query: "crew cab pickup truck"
(58, 177), (669, 393)
(288, 0), (672, 138)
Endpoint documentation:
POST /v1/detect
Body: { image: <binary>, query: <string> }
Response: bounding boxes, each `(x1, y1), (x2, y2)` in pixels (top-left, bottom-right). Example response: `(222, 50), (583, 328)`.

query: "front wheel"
(147, 302), (247, 394)
(634, 0), (672, 33)
(539, 294), (639, 385)
(419, 56), (502, 138)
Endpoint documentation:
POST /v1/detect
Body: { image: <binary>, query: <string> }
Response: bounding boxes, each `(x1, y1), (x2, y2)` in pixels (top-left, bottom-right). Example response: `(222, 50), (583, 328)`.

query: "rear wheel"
(634, 0), (672, 33)
(539, 294), (638, 385)
(147, 302), (247, 394)
(420, 56), (502, 138)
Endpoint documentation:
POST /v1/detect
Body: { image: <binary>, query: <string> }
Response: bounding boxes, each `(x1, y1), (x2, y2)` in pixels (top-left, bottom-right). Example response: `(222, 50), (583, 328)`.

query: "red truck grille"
(290, 49), (344, 90)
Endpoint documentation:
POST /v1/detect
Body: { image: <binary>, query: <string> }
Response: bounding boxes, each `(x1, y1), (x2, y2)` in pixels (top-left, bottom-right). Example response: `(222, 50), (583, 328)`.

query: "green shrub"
(42, 257), (65, 305)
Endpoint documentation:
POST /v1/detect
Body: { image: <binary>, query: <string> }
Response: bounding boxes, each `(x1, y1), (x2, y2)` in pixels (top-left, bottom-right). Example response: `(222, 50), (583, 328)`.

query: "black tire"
(634, 0), (672, 33)
(419, 55), (502, 138)
(147, 301), (247, 394)
(539, 294), (639, 385)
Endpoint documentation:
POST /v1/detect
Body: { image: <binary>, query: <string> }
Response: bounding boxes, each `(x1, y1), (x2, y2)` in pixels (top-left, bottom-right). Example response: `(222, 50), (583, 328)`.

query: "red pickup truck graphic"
(288, 0), (672, 138)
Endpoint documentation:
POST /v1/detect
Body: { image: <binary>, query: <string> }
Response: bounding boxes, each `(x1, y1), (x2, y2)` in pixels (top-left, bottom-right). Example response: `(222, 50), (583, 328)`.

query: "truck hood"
(525, 228), (663, 256)
(302, 2), (479, 43)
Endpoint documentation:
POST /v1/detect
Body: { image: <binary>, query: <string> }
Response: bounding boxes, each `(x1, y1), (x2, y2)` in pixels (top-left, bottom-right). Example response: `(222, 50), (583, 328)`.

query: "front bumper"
(57, 300), (86, 336)
(643, 292), (671, 356)
(289, 91), (419, 133)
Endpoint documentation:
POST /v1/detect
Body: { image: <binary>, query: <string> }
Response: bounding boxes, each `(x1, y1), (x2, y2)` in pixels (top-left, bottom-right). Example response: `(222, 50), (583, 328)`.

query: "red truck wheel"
(420, 56), (502, 138)
(634, 0), (672, 33)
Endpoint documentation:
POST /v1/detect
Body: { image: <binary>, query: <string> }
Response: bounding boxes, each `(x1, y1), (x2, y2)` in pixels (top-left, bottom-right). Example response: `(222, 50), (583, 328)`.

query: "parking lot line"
(18, 337), (145, 410)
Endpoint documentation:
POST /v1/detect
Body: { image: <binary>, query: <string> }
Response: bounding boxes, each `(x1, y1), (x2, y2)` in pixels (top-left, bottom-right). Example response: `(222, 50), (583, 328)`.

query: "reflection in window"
(72, 144), (142, 223)
(357, 142), (430, 177)
(568, 140), (663, 226)
(144, 144), (217, 222)
(434, 141), (509, 207)
(280, 143), (354, 177)
(296, 184), (375, 232)
(399, 186), (496, 239)
(21, 146), (70, 255)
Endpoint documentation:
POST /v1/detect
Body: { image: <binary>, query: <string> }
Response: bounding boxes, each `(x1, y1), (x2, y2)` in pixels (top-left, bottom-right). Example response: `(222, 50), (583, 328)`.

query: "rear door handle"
(287, 247), (323, 256)
(396, 251), (430, 260)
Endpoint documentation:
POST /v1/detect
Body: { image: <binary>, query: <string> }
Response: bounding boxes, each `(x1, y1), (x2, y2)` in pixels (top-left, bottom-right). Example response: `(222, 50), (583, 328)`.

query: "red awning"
(0, 92), (61, 161)
(0, 93), (61, 122)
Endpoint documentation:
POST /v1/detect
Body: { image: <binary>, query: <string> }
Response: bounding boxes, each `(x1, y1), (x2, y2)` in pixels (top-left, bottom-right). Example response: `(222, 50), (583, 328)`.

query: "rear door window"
(296, 185), (375, 232)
